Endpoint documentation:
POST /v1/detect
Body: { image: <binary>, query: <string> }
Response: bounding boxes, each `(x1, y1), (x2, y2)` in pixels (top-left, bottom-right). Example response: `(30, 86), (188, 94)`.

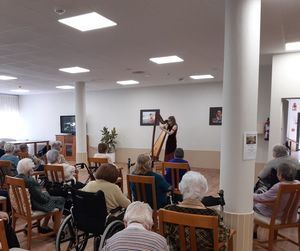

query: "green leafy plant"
(100, 126), (118, 153)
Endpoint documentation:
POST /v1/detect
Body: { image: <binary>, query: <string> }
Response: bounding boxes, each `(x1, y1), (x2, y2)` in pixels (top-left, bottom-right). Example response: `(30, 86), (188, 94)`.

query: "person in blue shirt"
(131, 154), (171, 209)
(0, 143), (19, 175)
(164, 148), (190, 185)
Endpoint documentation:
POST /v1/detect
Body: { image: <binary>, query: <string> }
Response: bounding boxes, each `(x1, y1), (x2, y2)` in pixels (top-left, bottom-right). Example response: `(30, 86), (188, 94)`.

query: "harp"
(151, 111), (167, 161)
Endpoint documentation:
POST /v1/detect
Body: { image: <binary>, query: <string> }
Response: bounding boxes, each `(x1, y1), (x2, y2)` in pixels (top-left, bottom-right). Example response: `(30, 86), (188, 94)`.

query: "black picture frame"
(140, 109), (160, 126)
(209, 107), (222, 126)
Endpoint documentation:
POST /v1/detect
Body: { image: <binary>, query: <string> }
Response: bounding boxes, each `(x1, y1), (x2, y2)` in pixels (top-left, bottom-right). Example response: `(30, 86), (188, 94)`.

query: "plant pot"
(107, 152), (116, 162)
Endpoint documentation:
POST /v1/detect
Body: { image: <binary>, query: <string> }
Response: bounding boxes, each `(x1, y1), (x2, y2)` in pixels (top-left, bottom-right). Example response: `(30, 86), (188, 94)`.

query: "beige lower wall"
(89, 146), (266, 172)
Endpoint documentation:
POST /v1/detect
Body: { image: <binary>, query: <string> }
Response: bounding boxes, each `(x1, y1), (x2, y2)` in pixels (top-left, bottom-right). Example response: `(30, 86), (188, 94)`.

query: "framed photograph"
(140, 109), (160, 126)
(209, 107), (222, 126)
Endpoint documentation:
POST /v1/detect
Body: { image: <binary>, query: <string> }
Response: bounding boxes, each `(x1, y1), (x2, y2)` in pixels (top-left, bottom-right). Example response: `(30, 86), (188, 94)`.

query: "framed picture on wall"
(140, 109), (160, 126)
(209, 107), (222, 126)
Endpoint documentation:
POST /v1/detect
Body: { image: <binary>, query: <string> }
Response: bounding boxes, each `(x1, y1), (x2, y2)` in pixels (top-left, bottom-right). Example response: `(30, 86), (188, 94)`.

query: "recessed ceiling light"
(285, 41), (300, 51)
(59, 67), (90, 74)
(0, 75), (17, 80)
(190, 74), (214, 80)
(149, 55), (184, 64)
(117, 80), (140, 85)
(58, 12), (117, 32)
(56, 85), (75, 90)
(10, 89), (29, 93)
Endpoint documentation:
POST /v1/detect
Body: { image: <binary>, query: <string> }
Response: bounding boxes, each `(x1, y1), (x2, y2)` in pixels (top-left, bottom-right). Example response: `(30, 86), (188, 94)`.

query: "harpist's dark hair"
(168, 116), (177, 126)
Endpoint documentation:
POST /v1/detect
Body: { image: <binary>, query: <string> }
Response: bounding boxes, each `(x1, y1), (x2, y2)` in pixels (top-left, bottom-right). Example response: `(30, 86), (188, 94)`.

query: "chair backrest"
(158, 209), (219, 251)
(88, 157), (108, 169)
(0, 219), (9, 251)
(44, 164), (65, 183)
(71, 189), (108, 235)
(127, 174), (157, 211)
(6, 176), (32, 218)
(270, 183), (300, 224)
(161, 162), (190, 193)
(0, 160), (12, 189)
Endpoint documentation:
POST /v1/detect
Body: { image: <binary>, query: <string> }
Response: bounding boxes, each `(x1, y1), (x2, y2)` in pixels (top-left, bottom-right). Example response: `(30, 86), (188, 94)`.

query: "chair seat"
(10, 248), (28, 251)
(31, 208), (58, 217)
(254, 212), (281, 225)
(0, 196), (6, 201)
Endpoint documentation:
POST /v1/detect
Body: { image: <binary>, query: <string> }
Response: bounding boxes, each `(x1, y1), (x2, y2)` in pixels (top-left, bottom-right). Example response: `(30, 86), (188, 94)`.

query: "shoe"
(38, 226), (53, 234)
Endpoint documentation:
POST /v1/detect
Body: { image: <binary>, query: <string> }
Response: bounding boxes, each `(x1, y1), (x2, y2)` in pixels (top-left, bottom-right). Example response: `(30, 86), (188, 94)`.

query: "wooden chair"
(161, 162), (190, 194)
(0, 219), (28, 251)
(6, 176), (61, 250)
(44, 164), (65, 183)
(0, 219), (9, 251)
(87, 157), (108, 182)
(127, 174), (158, 227)
(0, 160), (12, 189)
(254, 183), (300, 250)
(158, 209), (235, 251)
(88, 157), (108, 170)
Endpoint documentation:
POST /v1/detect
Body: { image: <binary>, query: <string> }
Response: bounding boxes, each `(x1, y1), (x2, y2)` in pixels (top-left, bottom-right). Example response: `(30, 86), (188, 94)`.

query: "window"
(0, 95), (23, 139)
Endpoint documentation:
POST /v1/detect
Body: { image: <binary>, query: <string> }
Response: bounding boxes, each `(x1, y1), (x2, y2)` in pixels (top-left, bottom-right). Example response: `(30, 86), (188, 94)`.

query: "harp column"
(220, 0), (261, 250)
(75, 81), (88, 164)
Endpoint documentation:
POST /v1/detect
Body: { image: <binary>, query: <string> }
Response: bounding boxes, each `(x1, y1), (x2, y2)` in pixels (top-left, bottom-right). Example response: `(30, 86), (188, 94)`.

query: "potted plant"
(100, 126), (118, 162)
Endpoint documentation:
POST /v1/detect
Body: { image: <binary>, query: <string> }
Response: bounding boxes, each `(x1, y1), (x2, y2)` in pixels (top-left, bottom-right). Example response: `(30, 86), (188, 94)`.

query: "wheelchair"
(55, 188), (125, 251)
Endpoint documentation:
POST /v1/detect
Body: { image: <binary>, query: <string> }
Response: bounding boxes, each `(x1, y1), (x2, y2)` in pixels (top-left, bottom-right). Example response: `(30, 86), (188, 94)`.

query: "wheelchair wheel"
(56, 214), (89, 251)
(99, 220), (125, 249)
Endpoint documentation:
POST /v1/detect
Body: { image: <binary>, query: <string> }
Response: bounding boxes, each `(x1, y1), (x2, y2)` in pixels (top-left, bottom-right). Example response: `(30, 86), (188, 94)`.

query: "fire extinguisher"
(264, 118), (270, 141)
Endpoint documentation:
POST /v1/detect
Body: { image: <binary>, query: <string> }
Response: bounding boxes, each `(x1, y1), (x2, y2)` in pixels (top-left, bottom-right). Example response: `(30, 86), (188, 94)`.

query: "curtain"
(0, 94), (21, 139)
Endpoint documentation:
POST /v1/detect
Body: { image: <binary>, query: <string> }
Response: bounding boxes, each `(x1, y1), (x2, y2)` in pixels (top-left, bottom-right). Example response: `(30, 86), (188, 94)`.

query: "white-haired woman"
(164, 171), (229, 250)
(0, 143), (19, 175)
(16, 158), (64, 233)
(103, 201), (168, 250)
(46, 149), (84, 189)
(51, 141), (67, 164)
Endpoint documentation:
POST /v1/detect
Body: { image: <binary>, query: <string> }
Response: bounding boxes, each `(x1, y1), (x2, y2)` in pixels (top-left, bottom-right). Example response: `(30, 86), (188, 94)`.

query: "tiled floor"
(15, 164), (299, 250)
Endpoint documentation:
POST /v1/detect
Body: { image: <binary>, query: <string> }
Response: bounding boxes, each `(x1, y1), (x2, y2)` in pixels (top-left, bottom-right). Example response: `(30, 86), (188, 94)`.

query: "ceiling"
(0, 0), (299, 94)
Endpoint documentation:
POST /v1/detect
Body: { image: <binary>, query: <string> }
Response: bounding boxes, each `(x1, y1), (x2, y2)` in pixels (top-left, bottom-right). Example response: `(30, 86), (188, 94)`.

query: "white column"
(75, 81), (87, 163)
(220, 0), (261, 250)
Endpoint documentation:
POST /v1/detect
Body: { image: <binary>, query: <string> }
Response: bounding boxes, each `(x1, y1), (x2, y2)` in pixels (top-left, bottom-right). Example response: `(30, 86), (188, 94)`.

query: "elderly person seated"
(253, 162), (300, 238)
(103, 201), (168, 251)
(255, 145), (299, 193)
(94, 143), (113, 164)
(46, 149), (84, 189)
(16, 158), (64, 233)
(164, 147), (190, 185)
(0, 143), (19, 175)
(164, 171), (229, 250)
(254, 162), (299, 219)
(131, 154), (171, 209)
(82, 163), (130, 212)
(19, 143), (43, 170)
(51, 141), (68, 164)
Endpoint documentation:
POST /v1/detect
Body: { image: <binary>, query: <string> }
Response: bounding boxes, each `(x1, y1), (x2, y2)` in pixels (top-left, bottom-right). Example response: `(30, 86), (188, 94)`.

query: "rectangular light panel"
(58, 12), (117, 32)
(149, 55), (184, 64)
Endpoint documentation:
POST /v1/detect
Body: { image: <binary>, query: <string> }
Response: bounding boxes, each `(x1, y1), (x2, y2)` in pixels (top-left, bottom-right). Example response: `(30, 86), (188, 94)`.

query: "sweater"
(81, 179), (130, 212)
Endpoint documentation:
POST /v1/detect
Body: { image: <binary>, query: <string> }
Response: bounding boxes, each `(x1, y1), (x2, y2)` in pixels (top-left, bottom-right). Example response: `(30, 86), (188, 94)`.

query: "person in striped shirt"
(103, 201), (168, 251)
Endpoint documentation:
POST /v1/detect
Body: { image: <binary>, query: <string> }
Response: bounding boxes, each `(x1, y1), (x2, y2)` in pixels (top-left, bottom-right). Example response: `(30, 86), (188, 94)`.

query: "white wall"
(19, 65), (271, 163)
(269, 52), (300, 159)
(19, 82), (223, 151)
